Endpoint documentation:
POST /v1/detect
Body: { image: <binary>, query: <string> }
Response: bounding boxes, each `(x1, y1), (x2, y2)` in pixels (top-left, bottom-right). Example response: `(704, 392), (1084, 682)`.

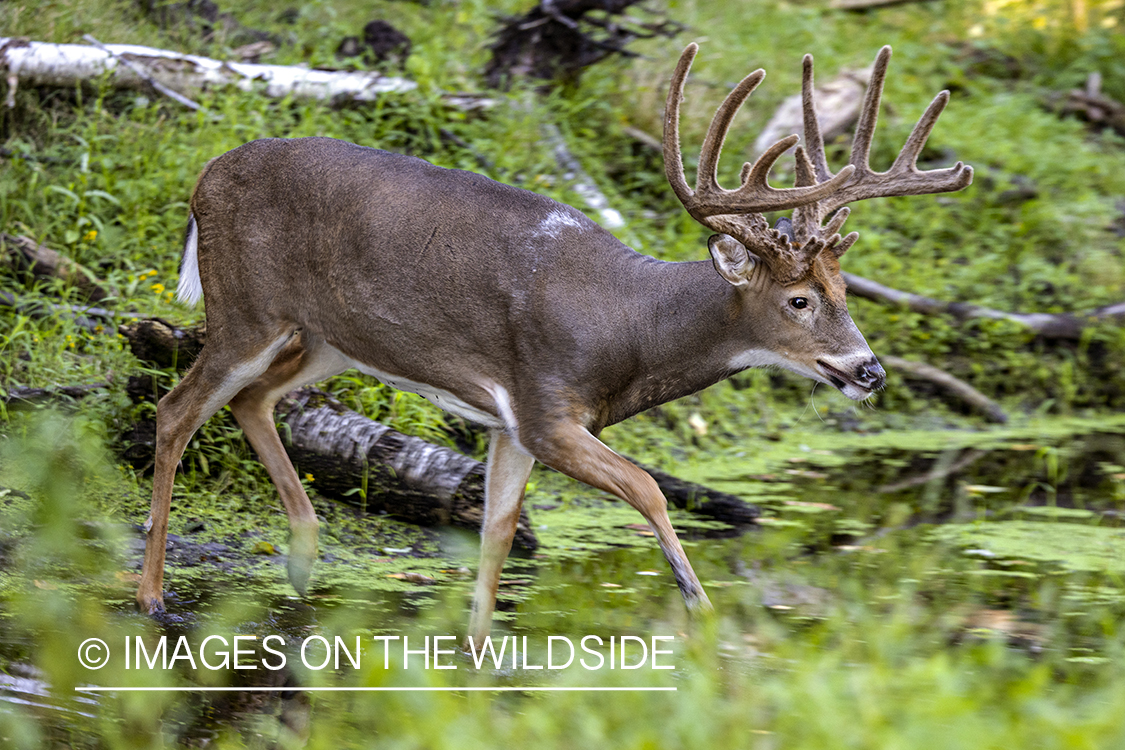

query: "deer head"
(663, 44), (973, 399)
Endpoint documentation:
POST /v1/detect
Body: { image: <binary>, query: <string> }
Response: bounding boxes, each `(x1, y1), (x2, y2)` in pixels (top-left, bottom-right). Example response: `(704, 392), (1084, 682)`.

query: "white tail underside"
(176, 215), (203, 306)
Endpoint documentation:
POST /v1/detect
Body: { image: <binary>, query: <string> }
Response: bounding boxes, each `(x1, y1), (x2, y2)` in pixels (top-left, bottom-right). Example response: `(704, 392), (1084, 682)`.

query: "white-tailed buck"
(138, 44), (971, 643)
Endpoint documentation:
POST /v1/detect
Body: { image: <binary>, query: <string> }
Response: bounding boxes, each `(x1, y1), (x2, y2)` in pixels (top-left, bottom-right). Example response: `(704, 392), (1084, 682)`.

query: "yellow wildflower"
(305, 473), (314, 483)
(81, 229), (97, 242)
(151, 283), (165, 295)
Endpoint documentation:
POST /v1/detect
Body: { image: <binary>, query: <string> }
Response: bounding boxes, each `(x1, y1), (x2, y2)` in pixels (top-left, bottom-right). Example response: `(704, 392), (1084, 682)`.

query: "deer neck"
(598, 257), (760, 427)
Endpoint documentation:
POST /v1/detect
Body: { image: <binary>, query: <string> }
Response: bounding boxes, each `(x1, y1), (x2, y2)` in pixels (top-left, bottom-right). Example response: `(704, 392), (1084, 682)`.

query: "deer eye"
(789, 297), (809, 310)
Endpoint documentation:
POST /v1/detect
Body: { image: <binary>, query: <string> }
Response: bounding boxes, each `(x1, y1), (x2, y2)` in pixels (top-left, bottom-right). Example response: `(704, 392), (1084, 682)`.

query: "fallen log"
(0, 37), (416, 107)
(0, 233), (111, 302)
(119, 317), (205, 370)
(276, 388), (539, 549)
(843, 271), (1125, 340)
(635, 462), (760, 525)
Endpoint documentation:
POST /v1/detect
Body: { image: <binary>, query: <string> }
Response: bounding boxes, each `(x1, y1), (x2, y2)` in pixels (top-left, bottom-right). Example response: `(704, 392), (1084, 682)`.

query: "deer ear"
(708, 234), (756, 286)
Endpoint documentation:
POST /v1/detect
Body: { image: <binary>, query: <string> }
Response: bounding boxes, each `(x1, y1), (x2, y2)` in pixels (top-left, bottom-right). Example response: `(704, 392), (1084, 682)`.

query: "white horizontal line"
(76, 686), (676, 693)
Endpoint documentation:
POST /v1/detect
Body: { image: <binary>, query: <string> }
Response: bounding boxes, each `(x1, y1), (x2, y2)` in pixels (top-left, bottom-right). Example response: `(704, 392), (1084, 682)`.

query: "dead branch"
(484, 1), (682, 89)
(542, 117), (625, 229)
(882, 355), (1008, 423)
(876, 447), (988, 493)
(621, 124), (662, 152)
(1062, 72), (1125, 137)
(843, 272), (1125, 340)
(831, 0), (938, 9)
(82, 34), (204, 111)
(3, 381), (110, 407)
(0, 290), (138, 331)
(0, 233), (111, 302)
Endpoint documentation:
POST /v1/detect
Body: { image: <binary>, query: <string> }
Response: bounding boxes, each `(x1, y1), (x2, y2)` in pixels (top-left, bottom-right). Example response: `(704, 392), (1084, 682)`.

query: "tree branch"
(843, 271), (1125, 340)
(881, 355), (1008, 423)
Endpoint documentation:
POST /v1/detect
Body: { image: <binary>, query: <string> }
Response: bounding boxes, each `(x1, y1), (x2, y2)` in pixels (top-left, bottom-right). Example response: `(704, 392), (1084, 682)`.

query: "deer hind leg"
(227, 332), (350, 595)
(466, 430), (536, 648)
(531, 422), (712, 612)
(137, 330), (296, 614)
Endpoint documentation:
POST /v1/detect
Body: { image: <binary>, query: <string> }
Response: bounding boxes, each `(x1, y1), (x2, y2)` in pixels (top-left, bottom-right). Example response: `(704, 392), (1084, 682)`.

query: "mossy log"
(119, 318), (206, 370)
(275, 388), (538, 550)
(637, 463), (760, 525)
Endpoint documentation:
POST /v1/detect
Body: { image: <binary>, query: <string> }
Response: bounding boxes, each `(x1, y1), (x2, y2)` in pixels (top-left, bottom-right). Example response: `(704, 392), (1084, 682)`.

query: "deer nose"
(855, 359), (886, 390)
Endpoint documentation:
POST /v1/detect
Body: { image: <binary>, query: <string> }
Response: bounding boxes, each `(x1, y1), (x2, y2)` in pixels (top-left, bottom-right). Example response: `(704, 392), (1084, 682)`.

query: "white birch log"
(0, 37), (416, 106)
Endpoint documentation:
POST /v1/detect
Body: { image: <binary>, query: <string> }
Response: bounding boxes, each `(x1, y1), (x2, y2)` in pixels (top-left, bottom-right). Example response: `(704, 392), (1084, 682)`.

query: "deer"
(137, 43), (972, 645)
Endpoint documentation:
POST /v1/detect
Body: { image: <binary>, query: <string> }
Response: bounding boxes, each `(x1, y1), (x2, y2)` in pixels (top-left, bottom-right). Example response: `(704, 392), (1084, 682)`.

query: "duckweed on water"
(929, 521), (1125, 575)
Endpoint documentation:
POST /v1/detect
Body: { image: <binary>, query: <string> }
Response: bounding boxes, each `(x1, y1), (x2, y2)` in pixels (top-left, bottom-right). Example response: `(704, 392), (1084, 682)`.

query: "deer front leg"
(530, 421), (712, 612)
(466, 430), (536, 648)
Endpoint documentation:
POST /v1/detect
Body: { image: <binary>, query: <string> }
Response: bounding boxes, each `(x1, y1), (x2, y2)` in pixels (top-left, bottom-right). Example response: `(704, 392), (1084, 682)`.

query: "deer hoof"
(136, 590), (166, 615)
(287, 525), (319, 596)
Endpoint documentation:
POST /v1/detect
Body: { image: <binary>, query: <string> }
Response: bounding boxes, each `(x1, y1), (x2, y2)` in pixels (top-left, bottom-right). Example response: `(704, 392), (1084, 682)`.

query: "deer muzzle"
(816, 356), (885, 400)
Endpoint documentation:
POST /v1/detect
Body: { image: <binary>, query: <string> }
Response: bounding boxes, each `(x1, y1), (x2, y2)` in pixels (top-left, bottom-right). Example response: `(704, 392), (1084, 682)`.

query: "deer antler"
(790, 46), (974, 251)
(663, 44), (855, 221)
(664, 44), (973, 283)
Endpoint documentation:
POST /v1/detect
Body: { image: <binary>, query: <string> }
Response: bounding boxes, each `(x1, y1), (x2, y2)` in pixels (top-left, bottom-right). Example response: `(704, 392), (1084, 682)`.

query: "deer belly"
(346, 360), (505, 429)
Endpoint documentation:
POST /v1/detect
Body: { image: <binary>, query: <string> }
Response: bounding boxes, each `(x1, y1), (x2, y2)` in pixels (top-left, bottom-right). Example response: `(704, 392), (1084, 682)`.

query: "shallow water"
(3, 415), (1125, 742)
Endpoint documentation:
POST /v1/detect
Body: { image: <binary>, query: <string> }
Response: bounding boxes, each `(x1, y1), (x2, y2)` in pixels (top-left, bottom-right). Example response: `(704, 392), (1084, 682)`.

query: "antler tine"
(695, 67), (767, 196)
(663, 44), (858, 222)
(741, 134), (801, 194)
(822, 206), (851, 236)
(663, 43), (698, 208)
(850, 46), (892, 177)
(792, 145), (816, 188)
(891, 90), (950, 172)
(801, 54), (833, 184)
(807, 46), (974, 216)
